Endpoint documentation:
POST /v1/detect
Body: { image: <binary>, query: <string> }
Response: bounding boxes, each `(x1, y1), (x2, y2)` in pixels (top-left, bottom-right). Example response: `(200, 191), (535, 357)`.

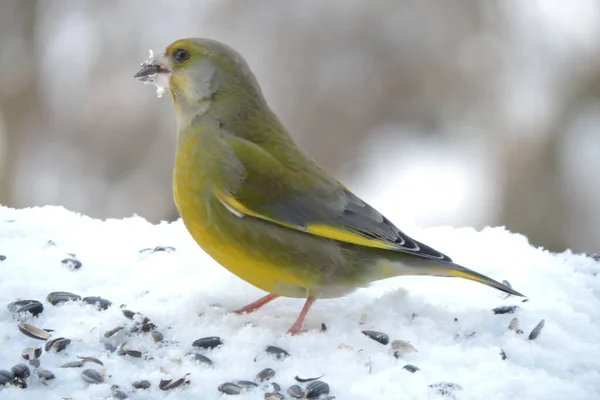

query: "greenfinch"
(134, 38), (524, 335)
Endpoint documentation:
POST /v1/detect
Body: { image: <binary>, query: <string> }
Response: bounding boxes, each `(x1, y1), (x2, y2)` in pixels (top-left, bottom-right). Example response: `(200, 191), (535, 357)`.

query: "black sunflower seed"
(46, 291), (81, 305)
(192, 336), (223, 350)
(218, 382), (243, 395)
(81, 369), (104, 384)
(132, 380), (151, 389)
(492, 305), (519, 315)
(7, 300), (44, 317)
(82, 296), (112, 310)
(265, 346), (289, 359)
(403, 364), (420, 373)
(529, 319), (545, 340)
(306, 380), (330, 399)
(61, 258), (82, 270)
(256, 368), (275, 382)
(361, 330), (389, 345)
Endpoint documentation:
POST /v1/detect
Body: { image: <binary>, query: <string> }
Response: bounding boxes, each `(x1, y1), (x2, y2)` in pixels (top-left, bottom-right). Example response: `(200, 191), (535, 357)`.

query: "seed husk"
(403, 364), (420, 373)
(492, 305), (520, 315)
(294, 374), (324, 383)
(306, 380), (330, 399)
(112, 388), (129, 399)
(122, 309), (136, 319)
(0, 370), (14, 385)
(78, 356), (104, 366)
(159, 373), (190, 390)
(361, 330), (389, 345)
(192, 336), (223, 350)
(45, 337), (71, 352)
(256, 367), (276, 382)
(61, 257), (82, 270)
(186, 352), (213, 365)
(118, 349), (142, 358)
(81, 368), (104, 384)
(265, 345), (289, 359)
(286, 384), (305, 398)
(21, 346), (42, 361)
(18, 322), (52, 340)
(82, 296), (112, 310)
(132, 379), (151, 389)
(61, 360), (85, 368)
(104, 326), (124, 338)
(265, 393), (285, 400)
(36, 368), (55, 381)
(46, 291), (82, 305)
(218, 382), (243, 395)
(11, 364), (30, 379)
(8, 300), (44, 317)
(390, 339), (417, 358)
(529, 319), (545, 340)
(236, 380), (258, 389)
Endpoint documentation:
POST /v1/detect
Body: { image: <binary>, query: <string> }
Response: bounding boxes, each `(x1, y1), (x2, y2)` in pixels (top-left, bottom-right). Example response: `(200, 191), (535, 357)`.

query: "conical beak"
(134, 64), (160, 79)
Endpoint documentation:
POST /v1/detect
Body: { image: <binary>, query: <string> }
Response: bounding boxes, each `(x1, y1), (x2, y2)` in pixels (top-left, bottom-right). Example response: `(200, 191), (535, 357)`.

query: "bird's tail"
(431, 262), (524, 297)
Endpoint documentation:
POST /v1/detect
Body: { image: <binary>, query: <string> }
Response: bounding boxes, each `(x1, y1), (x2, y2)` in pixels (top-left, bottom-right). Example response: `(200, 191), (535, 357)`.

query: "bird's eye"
(173, 48), (190, 62)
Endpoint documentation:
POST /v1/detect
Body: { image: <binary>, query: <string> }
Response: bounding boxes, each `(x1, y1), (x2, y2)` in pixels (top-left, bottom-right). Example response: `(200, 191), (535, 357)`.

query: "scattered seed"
(286, 384), (305, 398)
(0, 370), (14, 385)
(0, 255), (5, 261)
(18, 322), (52, 340)
(46, 291), (82, 305)
(36, 369), (55, 381)
(45, 337), (71, 352)
(500, 349), (507, 360)
(321, 323), (327, 332)
(11, 364), (30, 379)
(81, 369), (104, 384)
(8, 300), (44, 317)
(390, 340), (417, 358)
(270, 382), (282, 392)
(119, 349), (142, 358)
(61, 258), (82, 270)
(529, 319), (545, 340)
(429, 382), (463, 396)
(265, 393), (285, 400)
(104, 326), (124, 338)
(256, 368), (275, 382)
(159, 373), (190, 391)
(403, 364), (420, 373)
(140, 246), (176, 254)
(122, 309), (137, 319)
(61, 361), (85, 368)
(218, 382), (243, 395)
(186, 352), (213, 365)
(78, 356), (104, 366)
(132, 380), (151, 389)
(151, 331), (164, 342)
(139, 317), (157, 332)
(192, 336), (223, 350)
(82, 296), (112, 310)
(112, 388), (129, 399)
(236, 380), (259, 389)
(265, 346), (289, 359)
(306, 380), (330, 399)
(493, 305), (519, 315)
(294, 374), (324, 383)
(361, 330), (389, 345)
(22, 347), (42, 361)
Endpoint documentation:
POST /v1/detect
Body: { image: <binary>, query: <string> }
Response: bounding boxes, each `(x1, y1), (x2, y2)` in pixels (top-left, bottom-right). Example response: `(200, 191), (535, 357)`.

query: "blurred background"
(1, 0), (599, 254)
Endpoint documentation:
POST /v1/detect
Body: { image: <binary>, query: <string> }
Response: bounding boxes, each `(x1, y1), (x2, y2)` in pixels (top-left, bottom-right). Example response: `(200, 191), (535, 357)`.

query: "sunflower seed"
(270, 382), (282, 392)
(0, 255), (5, 261)
(78, 356), (104, 366)
(8, 300), (44, 317)
(265, 393), (285, 400)
(118, 349), (142, 358)
(361, 330), (389, 345)
(265, 345), (289, 359)
(306, 380), (330, 399)
(429, 382), (463, 396)
(159, 373), (190, 390)
(36, 369), (55, 381)
(294, 374), (324, 383)
(529, 319), (545, 340)
(82, 296), (112, 310)
(112, 388), (129, 399)
(151, 331), (164, 343)
(186, 352), (213, 365)
(11, 364), (30, 379)
(236, 380), (258, 389)
(45, 337), (71, 352)
(286, 384), (305, 398)
(22, 347), (42, 361)
(61, 258), (82, 270)
(18, 322), (52, 340)
(104, 326), (124, 338)
(122, 309), (137, 319)
(0, 370), (14, 385)
(500, 349), (507, 360)
(139, 317), (156, 332)
(218, 382), (243, 395)
(192, 336), (223, 349)
(256, 368), (276, 382)
(492, 305), (519, 315)
(321, 323), (327, 331)
(81, 369), (104, 384)
(132, 380), (151, 389)
(390, 339), (417, 358)
(403, 364), (420, 373)
(61, 361), (85, 368)
(46, 291), (81, 305)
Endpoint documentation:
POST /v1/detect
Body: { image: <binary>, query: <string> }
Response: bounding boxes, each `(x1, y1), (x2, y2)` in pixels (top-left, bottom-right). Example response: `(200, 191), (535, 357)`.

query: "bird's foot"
(233, 293), (279, 315)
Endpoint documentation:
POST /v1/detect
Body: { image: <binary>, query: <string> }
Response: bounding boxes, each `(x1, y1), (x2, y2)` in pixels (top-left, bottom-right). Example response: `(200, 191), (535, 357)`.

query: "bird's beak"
(134, 50), (171, 97)
(134, 64), (161, 79)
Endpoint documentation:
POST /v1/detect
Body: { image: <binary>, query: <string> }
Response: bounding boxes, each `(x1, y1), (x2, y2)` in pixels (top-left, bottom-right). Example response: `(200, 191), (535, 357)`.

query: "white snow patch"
(0, 206), (599, 399)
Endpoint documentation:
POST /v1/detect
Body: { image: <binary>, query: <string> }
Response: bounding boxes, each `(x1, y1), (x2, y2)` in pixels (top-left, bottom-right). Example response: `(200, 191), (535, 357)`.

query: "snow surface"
(0, 206), (599, 400)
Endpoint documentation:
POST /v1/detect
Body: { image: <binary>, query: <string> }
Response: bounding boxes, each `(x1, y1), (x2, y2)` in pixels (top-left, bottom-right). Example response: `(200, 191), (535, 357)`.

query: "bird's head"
(134, 38), (265, 126)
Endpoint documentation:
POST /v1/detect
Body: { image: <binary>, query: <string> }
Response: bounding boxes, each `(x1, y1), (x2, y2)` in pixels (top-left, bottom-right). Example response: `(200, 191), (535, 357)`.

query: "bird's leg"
(233, 293), (280, 314)
(287, 297), (315, 335)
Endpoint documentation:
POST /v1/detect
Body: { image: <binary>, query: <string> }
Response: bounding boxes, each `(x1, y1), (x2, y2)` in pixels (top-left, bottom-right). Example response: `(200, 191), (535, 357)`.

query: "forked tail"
(432, 262), (525, 297)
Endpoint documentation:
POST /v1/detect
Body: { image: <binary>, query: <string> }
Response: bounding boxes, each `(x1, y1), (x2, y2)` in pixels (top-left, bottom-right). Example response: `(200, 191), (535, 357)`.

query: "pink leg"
(234, 293), (280, 314)
(287, 297), (315, 335)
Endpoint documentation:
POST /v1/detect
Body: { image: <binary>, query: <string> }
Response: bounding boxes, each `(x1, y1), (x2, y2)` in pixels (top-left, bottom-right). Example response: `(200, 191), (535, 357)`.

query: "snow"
(0, 205), (599, 400)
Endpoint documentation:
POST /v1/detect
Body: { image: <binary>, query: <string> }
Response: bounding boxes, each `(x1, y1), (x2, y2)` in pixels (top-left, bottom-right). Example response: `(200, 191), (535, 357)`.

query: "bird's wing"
(216, 135), (452, 262)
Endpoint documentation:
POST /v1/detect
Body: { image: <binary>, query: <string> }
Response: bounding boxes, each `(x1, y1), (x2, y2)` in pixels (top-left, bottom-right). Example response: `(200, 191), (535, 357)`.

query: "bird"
(134, 38), (524, 335)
